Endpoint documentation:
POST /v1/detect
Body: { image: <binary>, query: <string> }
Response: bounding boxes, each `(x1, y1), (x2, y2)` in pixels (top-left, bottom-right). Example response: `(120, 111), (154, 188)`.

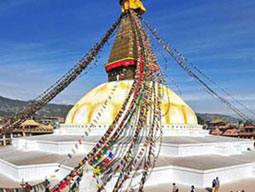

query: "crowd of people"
(21, 179), (50, 192)
(171, 177), (247, 192)
(172, 183), (196, 192)
(130, 185), (194, 192)
(229, 191), (246, 192)
(19, 177), (248, 192)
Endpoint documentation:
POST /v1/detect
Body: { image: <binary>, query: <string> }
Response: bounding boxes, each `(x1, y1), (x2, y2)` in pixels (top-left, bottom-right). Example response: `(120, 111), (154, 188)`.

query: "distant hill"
(196, 113), (240, 123)
(0, 96), (72, 118)
(0, 96), (240, 123)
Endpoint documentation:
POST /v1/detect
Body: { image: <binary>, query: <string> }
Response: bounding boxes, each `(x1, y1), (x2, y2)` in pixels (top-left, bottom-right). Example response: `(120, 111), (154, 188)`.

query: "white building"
(0, 80), (254, 190)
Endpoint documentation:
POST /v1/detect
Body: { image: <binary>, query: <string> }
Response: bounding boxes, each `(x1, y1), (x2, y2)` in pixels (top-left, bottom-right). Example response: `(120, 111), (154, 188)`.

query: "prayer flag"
(93, 168), (101, 174)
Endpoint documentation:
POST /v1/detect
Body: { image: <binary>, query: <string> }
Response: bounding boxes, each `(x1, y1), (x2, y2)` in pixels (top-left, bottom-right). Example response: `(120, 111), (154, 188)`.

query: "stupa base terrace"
(0, 127), (254, 190)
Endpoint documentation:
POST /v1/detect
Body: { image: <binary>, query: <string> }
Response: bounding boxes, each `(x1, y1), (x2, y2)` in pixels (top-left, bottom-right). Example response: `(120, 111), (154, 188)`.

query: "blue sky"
(0, 0), (254, 118)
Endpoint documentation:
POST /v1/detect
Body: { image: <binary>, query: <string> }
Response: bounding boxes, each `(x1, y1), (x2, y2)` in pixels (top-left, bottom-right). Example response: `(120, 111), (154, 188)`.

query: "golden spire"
(120, 0), (146, 15)
(104, 1), (146, 82)
(105, 15), (137, 81)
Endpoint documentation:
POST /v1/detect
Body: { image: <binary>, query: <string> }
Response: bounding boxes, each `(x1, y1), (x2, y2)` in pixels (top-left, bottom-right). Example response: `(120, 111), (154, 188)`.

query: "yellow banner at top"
(121, 0), (146, 15)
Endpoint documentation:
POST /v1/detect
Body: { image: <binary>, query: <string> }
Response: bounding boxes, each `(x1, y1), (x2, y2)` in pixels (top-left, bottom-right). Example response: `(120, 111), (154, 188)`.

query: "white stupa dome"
(65, 80), (198, 126)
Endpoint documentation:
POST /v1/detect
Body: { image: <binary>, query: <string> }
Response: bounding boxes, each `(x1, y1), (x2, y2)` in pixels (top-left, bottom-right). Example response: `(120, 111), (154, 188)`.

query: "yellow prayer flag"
(93, 168), (101, 174)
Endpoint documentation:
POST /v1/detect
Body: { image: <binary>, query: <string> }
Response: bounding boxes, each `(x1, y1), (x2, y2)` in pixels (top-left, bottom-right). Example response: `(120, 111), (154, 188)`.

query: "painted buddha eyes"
(110, 68), (126, 77)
